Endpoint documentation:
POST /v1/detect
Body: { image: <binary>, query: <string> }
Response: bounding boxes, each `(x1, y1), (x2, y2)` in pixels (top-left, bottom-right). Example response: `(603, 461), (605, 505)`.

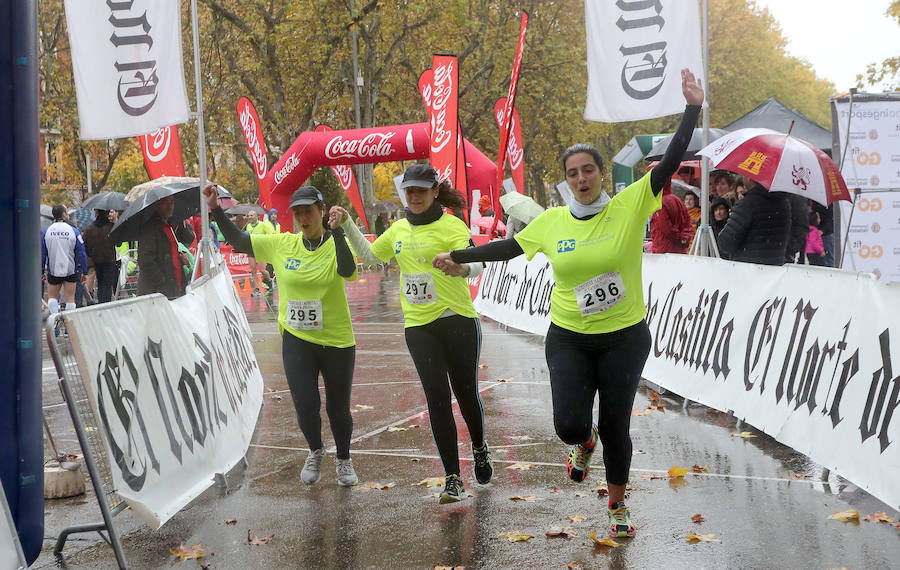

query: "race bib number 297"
(574, 271), (625, 316)
(403, 272), (437, 305)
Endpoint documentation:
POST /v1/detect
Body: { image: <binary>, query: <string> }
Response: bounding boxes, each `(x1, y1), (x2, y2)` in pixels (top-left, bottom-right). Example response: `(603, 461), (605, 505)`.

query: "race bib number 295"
(574, 271), (625, 316)
(287, 299), (323, 330)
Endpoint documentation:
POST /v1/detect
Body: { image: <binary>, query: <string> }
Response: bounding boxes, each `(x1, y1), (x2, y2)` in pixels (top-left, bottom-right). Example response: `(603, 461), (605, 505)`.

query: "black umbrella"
(109, 181), (200, 244)
(371, 200), (402, 215)
(82, 191), (129, 212)
(40, 205), (53, 231)
(68, 209), (95, 231)
(225, 203), (267, 216)
(644, 128), (730, 161)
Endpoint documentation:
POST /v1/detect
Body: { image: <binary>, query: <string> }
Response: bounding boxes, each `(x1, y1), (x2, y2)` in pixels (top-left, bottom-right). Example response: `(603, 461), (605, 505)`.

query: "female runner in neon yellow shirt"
(336, 164), (492, 504)
(434, 69), (704, 538)
(204, 184), (360, 487)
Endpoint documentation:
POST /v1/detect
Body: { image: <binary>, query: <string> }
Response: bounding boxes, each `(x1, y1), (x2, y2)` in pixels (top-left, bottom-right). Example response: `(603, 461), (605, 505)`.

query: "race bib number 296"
(574, 271), (625, 316)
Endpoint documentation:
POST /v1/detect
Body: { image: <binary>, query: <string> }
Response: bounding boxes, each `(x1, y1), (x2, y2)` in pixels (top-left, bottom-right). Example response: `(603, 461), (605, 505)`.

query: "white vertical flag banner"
(584, 0), (702, 123)
(64, 0), (190, 140)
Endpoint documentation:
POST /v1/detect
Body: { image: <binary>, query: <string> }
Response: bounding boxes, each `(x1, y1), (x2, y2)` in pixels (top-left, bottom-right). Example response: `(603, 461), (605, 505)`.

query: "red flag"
(236, 96), (270, 207)
(138, 125), (185, 179)
(419, 66), (470, 222)
(494, 98), (525, 194)
(315, 125), (369, 231)
(428, 55), (459, 187)
(493, 11), (528, 232)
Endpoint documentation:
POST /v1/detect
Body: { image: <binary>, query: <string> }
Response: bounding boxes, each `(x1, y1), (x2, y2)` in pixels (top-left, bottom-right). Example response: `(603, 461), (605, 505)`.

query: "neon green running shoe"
(439, 474), (465, 504)
(608, 501), (636, 538)
(565, 424), (598, 482)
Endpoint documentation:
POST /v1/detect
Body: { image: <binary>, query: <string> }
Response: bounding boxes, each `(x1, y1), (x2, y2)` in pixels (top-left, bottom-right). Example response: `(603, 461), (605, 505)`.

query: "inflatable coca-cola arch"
(259, 122), (497, 232)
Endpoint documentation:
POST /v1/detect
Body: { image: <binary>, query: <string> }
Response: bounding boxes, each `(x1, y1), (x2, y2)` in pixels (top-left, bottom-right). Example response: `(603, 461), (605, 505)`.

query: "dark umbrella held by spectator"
(109, 180), (201, 244)
(82, 191), (129, 212)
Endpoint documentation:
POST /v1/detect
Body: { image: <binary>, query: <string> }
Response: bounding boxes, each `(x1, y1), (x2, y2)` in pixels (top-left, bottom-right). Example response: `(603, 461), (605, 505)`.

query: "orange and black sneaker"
(608, 501), (636, 538)
(565, 424), (598, 482)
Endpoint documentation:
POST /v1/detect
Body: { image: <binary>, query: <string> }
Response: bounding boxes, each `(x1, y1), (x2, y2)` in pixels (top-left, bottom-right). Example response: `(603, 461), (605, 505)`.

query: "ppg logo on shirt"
(394, 241), (403, 254)
(285, 258), (302, 271)
(557, 239), (576, 253)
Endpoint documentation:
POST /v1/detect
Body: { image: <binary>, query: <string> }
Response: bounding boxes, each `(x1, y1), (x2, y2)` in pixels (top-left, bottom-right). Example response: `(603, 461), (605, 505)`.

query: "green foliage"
(856, 0), (899, 90)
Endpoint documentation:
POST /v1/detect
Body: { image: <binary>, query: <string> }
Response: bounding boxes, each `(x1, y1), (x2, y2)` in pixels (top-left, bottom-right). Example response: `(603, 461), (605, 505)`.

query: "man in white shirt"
(41, 205), (88, 313)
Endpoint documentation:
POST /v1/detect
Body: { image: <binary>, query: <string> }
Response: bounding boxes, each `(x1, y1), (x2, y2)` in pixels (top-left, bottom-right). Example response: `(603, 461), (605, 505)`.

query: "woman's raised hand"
(681, 68), (704, 106)
(328, 206), (349, 229)
(202, 184), (219, 210)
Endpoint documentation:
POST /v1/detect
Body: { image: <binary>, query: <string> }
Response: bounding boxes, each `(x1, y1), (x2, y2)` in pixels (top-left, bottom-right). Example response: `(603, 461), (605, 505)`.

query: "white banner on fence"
(475, 253), (900, 508)
(64, 0), (190, 140)
(65, 272), (264, 528)
(839, 191), (900, 283)
(583, 0), (702, 123)
(833, 100), (900, 191)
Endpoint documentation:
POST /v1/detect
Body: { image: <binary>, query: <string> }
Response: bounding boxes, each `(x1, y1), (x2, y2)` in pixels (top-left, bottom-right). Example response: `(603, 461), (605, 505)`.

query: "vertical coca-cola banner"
(494, 11), (529, 232)
(138, 126), (186, 179)
(493, 98), (525, 195)
(315, 125), (369, 231)
(428, 55), (460, 187)
(419, 67), (470, 222)
(236, 97), (270, 207)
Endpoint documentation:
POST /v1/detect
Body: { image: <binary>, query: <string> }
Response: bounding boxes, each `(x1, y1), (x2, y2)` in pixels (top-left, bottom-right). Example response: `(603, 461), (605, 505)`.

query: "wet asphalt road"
(35, 270), (900, 569)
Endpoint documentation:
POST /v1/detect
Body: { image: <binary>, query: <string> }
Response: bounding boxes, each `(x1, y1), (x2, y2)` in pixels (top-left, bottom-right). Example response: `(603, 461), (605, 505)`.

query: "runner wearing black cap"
(204, 184), (360, 487)
(433, 69), (704, 536)
(335, 164), (492, 504)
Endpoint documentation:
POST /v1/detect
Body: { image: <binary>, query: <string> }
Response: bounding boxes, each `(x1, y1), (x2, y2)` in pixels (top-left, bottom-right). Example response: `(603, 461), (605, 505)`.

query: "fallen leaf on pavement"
(433, 566), (465, 570)
(509, 495), (542, 502)
(894, 521), (900, 530)
(691, 514), (705, 523)
(789, 472), (811, 480)
(685, 533), (720, 543)
(567, 563), (584, 569)
(631, 408), (653, 416)
(648, 390), (659, 403)
(496, 377), (514, 383)
(641, 473), (668, 480)
(588, 530), (622, 548)
(731, 431), (756, 438)
(596, 488), (608, 497)
(494, 531), (534, 542)
(551, 487), (561, 493)
(248, 530), (275, 545)
(353, 482), (396, 491)
(264, 386), (275, 392)
(351, 404), (374, 412)
(545, 526), (576, 538)
(269, 394), (283, 400)
(691, 465), (708, 473)
(508, 463), (535, 470)
(668, 464), (690, 478)
(224, 519), (237, 525)
(479, 364), (489, 369)
(863, 512), (895, 523)
(827, 510), (860, 522)
(632, 449), (645, 455)
(170, 542), (204, 561)
(418, 477), (446, 487)
(387, 426), (409, 432)
(566, 515), (586, 522)
(508, 435), (534, 441)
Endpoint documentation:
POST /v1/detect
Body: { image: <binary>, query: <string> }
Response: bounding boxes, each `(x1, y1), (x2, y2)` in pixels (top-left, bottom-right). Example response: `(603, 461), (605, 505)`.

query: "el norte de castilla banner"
(64, 272), (264, 528)
(474, 254), (900, 509)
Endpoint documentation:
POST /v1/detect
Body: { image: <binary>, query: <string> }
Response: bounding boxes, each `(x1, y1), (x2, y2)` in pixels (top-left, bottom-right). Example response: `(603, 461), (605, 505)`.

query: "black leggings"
(281, 332), (355, 459)
(405, 315), (485, 476)
(545, 320), (651, 485)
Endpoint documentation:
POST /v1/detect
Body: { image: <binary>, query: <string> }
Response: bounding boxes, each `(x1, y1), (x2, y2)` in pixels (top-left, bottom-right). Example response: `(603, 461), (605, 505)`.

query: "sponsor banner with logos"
(64, 272), (264, 528)
(427, 55), (460, 188)
(475, 254), (900, 508)
(65, 0), (190, 140)
(839, 191), (900, 282)
(237, 97), (270, 206)
(138, 125), (186, 179)
(315, 125), (369, 231)
(220, 245), (251, 276)
(584, 0), (702, 123)
(494, 98), (525, 195)
(833, 99), (900, 191)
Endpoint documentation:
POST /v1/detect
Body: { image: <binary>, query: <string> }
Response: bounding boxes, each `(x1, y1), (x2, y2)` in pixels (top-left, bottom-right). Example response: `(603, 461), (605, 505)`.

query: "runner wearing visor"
(204, 184), (360, 487)
(433, 69), (704, 537)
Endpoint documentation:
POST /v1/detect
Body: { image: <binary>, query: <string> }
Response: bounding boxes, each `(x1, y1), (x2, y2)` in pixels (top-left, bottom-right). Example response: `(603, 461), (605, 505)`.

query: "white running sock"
(65, 302), (76, 311)
(48, 298), (59, 314)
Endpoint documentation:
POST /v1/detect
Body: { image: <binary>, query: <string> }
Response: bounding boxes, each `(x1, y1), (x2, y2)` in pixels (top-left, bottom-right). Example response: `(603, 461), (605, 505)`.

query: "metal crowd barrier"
(45, 313), (129, 569)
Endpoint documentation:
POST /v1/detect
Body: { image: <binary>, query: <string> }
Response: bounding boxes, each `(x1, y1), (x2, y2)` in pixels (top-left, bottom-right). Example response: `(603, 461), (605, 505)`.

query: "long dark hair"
(435, 179), (467, 218)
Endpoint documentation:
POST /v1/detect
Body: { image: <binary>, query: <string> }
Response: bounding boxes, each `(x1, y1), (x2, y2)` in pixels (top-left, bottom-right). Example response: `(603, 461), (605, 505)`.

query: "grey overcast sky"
(751, 0), (899, 92)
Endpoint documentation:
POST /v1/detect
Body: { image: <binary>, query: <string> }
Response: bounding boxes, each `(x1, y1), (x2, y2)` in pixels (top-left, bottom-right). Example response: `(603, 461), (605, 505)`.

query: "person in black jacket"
(784, 194), (810, 263)
(716, 180), (791, 266)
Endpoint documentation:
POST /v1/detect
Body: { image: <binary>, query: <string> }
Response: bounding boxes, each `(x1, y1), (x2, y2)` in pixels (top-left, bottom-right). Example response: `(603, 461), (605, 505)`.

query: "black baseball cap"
(400, 164), (438, 189)
(288, 186), (324, 209)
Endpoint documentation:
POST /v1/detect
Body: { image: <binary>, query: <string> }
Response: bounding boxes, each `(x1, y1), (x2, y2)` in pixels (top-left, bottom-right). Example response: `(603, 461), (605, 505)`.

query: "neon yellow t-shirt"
(246, 220), (273, 235)
(250, 233), (357, 347)
(514, 173), (661, 335)
(370, 214), (478, 327)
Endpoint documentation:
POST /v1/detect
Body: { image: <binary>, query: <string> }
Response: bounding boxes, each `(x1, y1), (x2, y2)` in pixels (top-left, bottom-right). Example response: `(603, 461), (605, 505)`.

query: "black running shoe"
(439, 474), (465, 504)
(473, 443), (493, 484)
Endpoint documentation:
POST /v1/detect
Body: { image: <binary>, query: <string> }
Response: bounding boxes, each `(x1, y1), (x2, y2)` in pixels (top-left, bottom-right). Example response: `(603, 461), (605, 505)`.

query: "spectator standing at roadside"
(806, 210), (827, 266)
(712, 172), (737, 203)
(811, 202), (834, 266)
(82, 209), (118, 303)
(710, 197), (730, 241)
(784, 194), (810, 263)
(41, 205), (88, 313)
(267, 208), (282, 233)
(650, 184), (694, 253)
(137, 195), (195, 298)
(716, 179), (790, 265)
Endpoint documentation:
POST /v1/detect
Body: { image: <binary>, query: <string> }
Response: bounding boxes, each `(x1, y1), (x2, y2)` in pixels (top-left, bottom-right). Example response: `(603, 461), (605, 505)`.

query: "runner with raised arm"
(433, 69), (704, 537)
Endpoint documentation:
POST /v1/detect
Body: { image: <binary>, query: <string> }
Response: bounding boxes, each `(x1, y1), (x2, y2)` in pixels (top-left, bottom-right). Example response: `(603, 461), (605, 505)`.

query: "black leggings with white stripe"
(544, 320), (651, 485)
(404, 314), (485, 476)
